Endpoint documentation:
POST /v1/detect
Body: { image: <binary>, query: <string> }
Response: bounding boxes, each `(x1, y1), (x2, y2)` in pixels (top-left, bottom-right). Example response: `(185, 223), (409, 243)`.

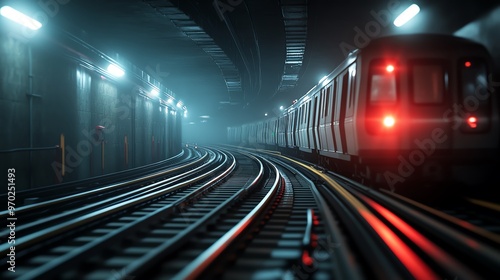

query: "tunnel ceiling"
(11, 0), (499, 125)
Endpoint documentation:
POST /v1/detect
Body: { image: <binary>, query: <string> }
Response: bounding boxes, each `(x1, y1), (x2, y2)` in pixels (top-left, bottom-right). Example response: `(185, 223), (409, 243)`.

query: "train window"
(369, 61), (397, 104)
(366, 60), (398, 134)
(411, 62), (445, 104)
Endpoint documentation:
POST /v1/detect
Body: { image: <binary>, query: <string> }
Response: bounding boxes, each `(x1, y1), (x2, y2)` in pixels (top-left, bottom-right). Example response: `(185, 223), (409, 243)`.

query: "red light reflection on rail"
(365, 199), (476, 272)
(359, 208), (439, 280)
(302, 251), (314, 266)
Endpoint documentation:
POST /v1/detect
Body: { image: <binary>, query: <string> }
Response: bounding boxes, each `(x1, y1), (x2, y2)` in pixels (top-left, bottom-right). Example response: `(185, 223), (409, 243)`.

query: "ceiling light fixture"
(393, 4), (420, 27)
(0, 6), (42, 30)
(107, 64), (125, 77)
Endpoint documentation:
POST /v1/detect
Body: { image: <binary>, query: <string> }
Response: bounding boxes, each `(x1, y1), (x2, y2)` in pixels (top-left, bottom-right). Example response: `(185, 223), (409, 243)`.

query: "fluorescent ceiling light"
(150, 88), (159, 97)
(107, 64), (124, 77)
(393, 4), (420, 27)
(1, 6), (42, 30)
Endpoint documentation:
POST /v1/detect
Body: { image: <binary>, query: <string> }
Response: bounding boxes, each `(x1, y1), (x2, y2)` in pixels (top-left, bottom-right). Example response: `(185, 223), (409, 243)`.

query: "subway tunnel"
(1, 0), (499, 189)
(1, 1), (500, 279)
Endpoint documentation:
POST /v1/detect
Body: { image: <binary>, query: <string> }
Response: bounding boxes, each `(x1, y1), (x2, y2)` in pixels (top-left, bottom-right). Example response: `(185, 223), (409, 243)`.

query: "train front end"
(357, 34), (500, 191)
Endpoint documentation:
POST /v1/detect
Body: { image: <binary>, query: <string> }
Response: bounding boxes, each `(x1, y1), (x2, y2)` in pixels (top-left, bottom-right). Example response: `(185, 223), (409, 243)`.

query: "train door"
(408, 59), (452, 152)
(263, 119), (269, 145)
(300, 104), (307, 148)
(313, 95), (321, 150)
(279, 114), (288, 147)
(306, 100), (314, 149)
(297, 105), (302, 147)
(287, 109), (296, 148)
(323, 83), (335, 153)
(282, 114), (289, 147)
(328, 79), (338, 153)
(296, 106), (302, 147)
(337, 70), (349, 154)
(268, 118), (277, 145)
(345, 64), (357, 154)
(257, 122), (263, 144)
(305, 101), (311, 148)
(319, 88), (328, 151)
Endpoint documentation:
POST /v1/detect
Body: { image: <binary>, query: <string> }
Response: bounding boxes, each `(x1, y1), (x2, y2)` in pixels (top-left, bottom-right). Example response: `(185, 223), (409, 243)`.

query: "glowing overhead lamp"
(1, 6), (42, 30)
(150, 88), (159, 97)
(107, 64), (125, 77)
(393, 4), (420, 27)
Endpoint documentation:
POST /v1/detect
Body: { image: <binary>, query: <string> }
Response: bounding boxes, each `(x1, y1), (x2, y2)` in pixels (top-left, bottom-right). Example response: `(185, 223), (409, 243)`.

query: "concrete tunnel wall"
(0, 31), (182, 191)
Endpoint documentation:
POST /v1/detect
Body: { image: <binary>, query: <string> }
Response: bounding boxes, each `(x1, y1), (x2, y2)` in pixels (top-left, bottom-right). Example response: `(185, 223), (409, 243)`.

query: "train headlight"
(383, 116), (395, 127)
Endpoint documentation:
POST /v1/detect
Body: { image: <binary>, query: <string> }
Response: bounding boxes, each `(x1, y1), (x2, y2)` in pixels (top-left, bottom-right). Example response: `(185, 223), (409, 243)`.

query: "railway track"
(2, 148), (285, 279)
(245, 146), (500, 279)
(1, 147), (236, 278)
(0, 147), (197, 206)
(4, 144), (500, 279)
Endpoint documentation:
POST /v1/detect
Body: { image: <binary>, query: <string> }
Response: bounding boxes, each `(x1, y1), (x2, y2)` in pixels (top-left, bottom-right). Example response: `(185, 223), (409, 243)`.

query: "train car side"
(227, 34), (500, 193)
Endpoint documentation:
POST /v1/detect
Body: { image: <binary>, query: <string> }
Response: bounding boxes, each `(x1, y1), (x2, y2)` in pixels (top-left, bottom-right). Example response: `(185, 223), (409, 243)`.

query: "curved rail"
(172, 152), (281, 279)
(0, 148), (225, 258)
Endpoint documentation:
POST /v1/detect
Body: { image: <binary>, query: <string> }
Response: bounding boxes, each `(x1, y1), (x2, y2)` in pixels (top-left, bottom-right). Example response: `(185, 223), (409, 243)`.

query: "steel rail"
(13, 150), (239, 280)
(0, 149), (207, 218)
(0, 149), (227, 257)
(171, 153), (281, 280)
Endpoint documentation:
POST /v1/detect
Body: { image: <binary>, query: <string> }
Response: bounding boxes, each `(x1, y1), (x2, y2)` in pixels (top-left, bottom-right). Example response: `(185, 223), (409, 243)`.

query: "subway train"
(227, 34), (500, 194)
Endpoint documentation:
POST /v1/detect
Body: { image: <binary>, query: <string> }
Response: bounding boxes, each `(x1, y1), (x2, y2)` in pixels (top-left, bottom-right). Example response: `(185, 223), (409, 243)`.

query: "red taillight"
(467, 116), (477, 128)
(383, 115), (395, 127)
(386, 64), (395, 73)
(464, 61), (471, 68)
